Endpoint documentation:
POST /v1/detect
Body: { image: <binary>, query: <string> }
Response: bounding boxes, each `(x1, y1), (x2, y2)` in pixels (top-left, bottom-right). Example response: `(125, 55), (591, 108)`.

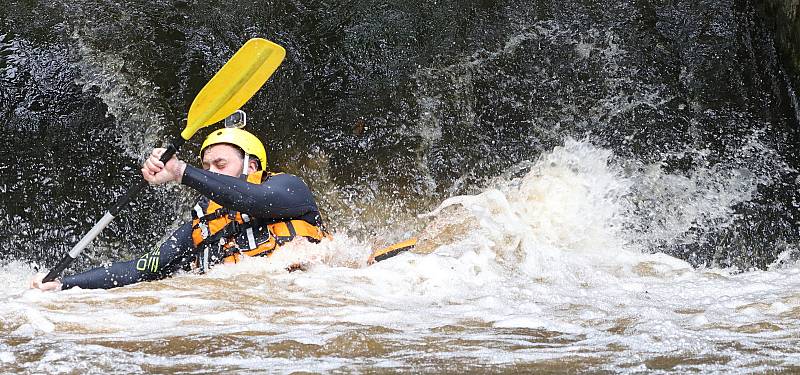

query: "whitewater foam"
(2, 139), (799, 373)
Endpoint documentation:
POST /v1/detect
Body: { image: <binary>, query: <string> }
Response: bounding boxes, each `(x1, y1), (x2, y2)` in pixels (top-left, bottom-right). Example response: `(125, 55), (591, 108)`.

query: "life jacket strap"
(196, 208), (226, 223)
(223, 220), (326, 263)
(241, 212), (257, 249)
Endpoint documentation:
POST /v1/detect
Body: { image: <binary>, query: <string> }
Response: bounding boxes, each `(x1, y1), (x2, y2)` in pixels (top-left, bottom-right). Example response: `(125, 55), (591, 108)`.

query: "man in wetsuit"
(31, 127), (326, 291)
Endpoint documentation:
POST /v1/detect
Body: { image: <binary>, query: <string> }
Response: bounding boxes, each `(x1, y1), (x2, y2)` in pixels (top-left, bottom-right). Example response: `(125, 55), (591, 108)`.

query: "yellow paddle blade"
(182, 38), (286, 140)
(372, 237), (418, 262)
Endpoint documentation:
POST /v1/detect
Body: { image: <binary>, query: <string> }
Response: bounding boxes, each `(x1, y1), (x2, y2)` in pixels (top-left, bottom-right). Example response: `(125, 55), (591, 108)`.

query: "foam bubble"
(0, 351), (14, 363)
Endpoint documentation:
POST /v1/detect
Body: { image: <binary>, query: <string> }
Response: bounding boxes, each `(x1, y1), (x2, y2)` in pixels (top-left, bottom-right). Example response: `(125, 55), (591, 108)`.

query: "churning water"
(2, 139), (799, 373)
(2, 0), (800, 373)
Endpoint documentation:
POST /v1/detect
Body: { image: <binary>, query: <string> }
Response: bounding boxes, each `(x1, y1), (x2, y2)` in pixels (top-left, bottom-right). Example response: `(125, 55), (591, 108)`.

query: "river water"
(2, 0), (800, 373)
(3, 139), (800, 373)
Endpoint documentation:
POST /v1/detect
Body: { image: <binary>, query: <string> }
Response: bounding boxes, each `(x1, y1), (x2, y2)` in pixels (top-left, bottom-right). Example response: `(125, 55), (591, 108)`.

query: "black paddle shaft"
(42, 138), (186, 283)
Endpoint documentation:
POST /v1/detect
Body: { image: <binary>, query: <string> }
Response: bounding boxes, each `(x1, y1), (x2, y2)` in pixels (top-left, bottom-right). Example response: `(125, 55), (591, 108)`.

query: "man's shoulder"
(263, 171), (298, 180)
(260, 171), (309, 186)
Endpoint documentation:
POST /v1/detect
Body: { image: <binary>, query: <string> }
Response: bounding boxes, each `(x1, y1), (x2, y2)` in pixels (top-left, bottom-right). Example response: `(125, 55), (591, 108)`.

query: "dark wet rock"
(760, 1), (800, 86)
(0, 0), (797, 271)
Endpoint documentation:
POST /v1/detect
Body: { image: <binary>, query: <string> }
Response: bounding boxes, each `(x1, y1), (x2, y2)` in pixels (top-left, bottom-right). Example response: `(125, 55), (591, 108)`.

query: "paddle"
(371, 237), (418, 263)
(42, 38), (286, 283)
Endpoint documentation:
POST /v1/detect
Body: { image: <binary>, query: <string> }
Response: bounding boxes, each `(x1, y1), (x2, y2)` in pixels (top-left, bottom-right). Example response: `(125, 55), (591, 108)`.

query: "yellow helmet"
(200, 128), (267, 170)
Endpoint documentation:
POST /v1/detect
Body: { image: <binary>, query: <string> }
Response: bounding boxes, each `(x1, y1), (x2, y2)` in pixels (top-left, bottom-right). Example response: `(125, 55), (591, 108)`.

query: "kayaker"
(30, 123), (327, 291)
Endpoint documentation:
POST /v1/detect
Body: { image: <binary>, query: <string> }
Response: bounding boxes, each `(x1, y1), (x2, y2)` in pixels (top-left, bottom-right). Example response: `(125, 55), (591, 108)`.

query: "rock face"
(761, 1), (800, 86)
(1, 0), (799, 270)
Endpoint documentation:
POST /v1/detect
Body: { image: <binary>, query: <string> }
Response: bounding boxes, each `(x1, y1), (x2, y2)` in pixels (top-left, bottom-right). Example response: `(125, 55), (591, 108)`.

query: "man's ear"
(248, 159), (259, 173)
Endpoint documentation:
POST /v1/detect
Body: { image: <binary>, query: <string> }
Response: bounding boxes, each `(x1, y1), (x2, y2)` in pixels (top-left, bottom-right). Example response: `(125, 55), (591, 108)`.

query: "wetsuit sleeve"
(181, 165), (321, 221)
(60, 222), (195, 290)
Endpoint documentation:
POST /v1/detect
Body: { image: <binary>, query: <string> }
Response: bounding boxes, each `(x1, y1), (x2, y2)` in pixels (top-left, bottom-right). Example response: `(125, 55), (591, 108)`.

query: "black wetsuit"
(61, 166), (322, 290)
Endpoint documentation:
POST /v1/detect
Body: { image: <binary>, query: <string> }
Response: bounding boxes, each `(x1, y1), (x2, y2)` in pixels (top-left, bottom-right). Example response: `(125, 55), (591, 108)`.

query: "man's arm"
(138, 147), (322, 223)
(59, 222), (195, 290)
(181, 166), (320, 221)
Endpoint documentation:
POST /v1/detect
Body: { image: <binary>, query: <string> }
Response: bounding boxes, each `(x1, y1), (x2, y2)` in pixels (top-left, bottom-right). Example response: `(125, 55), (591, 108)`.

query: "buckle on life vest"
(197, 236), (236, 273)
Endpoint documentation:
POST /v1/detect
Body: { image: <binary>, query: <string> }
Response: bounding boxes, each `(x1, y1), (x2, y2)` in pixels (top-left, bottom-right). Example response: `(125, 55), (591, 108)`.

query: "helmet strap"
(241, 153), (250, 177)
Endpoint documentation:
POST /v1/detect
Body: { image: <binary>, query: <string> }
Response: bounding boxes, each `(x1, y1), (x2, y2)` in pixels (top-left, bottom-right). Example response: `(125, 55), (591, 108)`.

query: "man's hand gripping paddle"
(42, 38), (286, 283)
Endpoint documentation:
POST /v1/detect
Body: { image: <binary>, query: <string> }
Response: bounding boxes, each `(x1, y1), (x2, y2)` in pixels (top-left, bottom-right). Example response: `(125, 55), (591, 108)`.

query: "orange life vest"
(191, 170), (326, 268)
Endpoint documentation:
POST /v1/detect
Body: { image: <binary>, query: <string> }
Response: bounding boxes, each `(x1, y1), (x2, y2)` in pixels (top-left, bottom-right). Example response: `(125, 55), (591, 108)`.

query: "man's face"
(201, 144), (246, 177)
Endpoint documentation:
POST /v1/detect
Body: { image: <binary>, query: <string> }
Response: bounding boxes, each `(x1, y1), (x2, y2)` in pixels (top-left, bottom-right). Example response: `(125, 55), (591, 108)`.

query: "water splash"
(71, 32), (168, 160)
(2, 139), (800, 372)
